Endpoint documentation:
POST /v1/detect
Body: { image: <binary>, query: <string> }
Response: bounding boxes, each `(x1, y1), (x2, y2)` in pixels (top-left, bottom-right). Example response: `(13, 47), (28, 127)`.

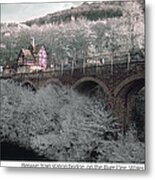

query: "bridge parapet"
(0, 60), (145, 90)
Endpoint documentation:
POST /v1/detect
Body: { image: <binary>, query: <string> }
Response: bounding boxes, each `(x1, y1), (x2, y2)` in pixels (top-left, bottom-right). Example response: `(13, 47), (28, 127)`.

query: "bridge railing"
(74, 50), (144, 75)
(0, 50), (144, 78)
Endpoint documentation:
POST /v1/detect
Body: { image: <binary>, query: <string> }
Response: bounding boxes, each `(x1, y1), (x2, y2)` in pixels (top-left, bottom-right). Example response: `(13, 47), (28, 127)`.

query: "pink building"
(17, 42), (48, 73)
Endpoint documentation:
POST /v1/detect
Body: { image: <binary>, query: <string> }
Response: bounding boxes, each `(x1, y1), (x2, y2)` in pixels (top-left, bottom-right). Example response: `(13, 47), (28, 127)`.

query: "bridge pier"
(113, 96), (136, 134)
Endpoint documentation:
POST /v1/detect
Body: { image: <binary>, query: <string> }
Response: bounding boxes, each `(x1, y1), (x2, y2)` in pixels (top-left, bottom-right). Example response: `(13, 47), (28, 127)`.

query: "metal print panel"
(0, 0), (145, 170)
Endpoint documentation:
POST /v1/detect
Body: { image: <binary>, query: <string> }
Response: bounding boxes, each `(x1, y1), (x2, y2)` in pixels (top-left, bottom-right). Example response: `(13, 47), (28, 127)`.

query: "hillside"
(0, 1), (144, 67)
(24, 2), (123, 26)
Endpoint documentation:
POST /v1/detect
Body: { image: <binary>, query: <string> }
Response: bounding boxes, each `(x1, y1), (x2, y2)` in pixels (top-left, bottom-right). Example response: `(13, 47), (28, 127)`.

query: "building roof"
(20, 48), (35, 60)
(28, 44), (46, 55)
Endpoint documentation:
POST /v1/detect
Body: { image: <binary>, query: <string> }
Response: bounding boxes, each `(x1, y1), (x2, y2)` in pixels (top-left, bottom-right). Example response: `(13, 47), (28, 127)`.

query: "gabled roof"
(28, 44), (47, 55)
(20, 48), (35, 60)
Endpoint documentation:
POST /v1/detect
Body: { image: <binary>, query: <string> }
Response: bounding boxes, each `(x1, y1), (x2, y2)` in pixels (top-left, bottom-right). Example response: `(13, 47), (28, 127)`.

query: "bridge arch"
(43, 79), (63, 88)
(113, 74), (145, 98)
(21, 81), (36, 92)
(72, 77), (111, 98)
(113, 74), (145, 135)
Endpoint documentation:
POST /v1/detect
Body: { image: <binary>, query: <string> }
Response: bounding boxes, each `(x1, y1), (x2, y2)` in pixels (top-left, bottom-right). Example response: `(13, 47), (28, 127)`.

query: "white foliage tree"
(0, 80), (145, 163)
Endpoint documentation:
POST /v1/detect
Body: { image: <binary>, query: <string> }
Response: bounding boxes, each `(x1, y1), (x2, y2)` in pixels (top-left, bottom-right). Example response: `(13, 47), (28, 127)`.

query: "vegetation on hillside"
(24, 2), (123, 26)
(0, 1), (144, 67)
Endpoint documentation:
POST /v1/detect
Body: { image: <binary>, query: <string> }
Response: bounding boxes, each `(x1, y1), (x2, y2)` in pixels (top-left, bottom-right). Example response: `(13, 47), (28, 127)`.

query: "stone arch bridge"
(1, 60), (145, 130)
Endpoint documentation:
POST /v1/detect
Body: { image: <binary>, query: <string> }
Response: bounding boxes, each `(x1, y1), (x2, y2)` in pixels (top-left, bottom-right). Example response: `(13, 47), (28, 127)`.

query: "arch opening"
(22, 82), (36, 92)
(75, 81), (103, 97)
(134, 87), (145, 142)
(73, 78), (112, 111)
(73, 77), (111, 98)
(43, 79), (62, 88)
(116, 79), (144, 99)
(115, 77), (145, 141)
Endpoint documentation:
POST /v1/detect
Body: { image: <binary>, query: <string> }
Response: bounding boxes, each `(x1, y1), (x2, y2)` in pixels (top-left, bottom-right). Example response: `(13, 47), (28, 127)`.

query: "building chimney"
(31, 37), (35, 52)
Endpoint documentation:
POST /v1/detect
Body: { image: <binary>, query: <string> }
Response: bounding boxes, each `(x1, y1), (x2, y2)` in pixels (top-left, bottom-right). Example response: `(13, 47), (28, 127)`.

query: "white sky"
(1, 1), (83, 23)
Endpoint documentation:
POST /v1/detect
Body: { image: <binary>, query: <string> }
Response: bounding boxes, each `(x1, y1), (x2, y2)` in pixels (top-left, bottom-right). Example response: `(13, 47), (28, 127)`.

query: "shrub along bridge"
(1, 51), (145, 132)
